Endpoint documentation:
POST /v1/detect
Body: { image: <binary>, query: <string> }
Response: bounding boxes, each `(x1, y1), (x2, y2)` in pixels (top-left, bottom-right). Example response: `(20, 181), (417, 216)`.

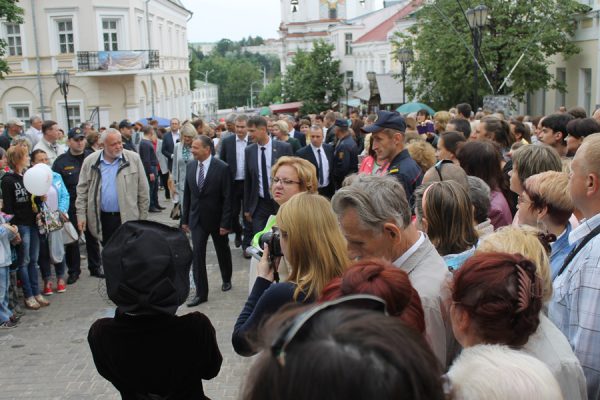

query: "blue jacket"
(52, 172), (70, 214)
(550, 222), (576, 281)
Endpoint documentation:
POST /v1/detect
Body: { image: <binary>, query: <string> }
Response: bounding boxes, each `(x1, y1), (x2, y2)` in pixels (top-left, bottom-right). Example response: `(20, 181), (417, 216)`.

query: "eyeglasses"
(272, 177), (301, 186)
(434, 159), (454, 181)
(271, 294), (388, 367)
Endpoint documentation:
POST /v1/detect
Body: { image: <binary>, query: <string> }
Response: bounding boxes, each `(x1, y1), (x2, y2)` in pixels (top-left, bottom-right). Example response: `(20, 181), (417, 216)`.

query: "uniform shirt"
(235, 135), (248, 181)
(99, 152), (121, 212)
(549, 212), (600, 399)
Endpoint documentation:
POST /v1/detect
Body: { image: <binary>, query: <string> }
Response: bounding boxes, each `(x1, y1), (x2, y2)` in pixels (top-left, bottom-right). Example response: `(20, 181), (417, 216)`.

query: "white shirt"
(172, 130), (180, 144)
(311, 144), (330, 187)
(393, 232), (425, 270)
(235, 135), (248, 180)
(196, 155), (211, 184)
(257, 137), (273, 198)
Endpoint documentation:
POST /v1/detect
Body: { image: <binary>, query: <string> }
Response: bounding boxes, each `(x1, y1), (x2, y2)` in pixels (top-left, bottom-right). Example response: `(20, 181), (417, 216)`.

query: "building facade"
(0, 0), (192, 130)
(191, 81), (218, 121)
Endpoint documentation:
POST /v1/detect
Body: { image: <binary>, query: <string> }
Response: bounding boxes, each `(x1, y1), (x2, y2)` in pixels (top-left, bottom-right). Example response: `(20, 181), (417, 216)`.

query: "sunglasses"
(271, 294), (388, 367)
(434, 159), (454, 181)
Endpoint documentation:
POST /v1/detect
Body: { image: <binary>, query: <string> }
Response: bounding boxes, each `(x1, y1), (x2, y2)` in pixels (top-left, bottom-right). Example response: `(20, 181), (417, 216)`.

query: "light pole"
(397, 47), (413, 105)
(55, 69), (71, 130)
(343, 80), (351, 116)
(466, 4), (488, 110)
(250, 80), (263, 109)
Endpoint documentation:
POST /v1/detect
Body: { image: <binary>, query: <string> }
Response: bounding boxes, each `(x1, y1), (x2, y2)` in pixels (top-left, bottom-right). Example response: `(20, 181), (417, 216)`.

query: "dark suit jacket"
(296, 144), (334, 192)
(181, 156), (232, 232)
(161, 131), (176, 171)
(243, 140), (293, 215)
(138, 139), (158, 175)
(219, 134), (248, 181)
(292, 130), (306, 147)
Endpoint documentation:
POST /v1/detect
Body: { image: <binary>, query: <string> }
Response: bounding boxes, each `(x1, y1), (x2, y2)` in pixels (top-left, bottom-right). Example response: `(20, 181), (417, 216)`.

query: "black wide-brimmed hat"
(102, 220), (192, 315)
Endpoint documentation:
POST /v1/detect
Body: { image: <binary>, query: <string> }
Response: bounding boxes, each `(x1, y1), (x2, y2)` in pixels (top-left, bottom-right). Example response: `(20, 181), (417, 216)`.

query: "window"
(555, 68), (566, 110)
(345, 71), (354, 90)
(102, 19), (119, 51)
(60, 103), (81, 128)
(345, 33), (352, 55)
(582, 68), (592, 116)
(380, 59), (386, 73)
(57, 19), (74, 54)
(5, 23), (22, 56)
(9, 105), (30, 128)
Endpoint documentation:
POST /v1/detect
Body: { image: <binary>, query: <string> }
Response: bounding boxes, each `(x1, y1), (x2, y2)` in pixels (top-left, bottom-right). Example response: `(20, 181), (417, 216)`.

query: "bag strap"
(556, 223), (600, 278)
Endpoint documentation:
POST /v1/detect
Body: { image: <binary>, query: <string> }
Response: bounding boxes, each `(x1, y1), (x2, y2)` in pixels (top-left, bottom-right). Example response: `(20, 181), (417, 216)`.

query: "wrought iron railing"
(77, 50), (159, 72)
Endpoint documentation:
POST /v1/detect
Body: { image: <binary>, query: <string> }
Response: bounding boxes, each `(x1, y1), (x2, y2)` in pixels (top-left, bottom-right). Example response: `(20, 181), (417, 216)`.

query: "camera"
(259, 230), (283, 260)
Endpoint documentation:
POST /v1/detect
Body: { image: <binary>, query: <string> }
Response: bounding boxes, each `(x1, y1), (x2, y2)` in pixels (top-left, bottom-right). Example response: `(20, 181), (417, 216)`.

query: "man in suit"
(181, 135), (233, 306)
(282, 114), (306, 147)
(161, 118), (181, 172)
(332, 119), (358, 189)
(297, 125), (335, 198)
(243, 116), (293, 239)
(219, 114), (253, 256)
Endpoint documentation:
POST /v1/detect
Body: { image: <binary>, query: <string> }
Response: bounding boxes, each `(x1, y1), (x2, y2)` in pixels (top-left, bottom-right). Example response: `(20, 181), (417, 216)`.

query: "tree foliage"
(282, 40), (343, 114)
(189, 38), (281, 108)
(258, 76), (282, 105)
(0, 0), (24, 77)
(392, 0), (589, 110)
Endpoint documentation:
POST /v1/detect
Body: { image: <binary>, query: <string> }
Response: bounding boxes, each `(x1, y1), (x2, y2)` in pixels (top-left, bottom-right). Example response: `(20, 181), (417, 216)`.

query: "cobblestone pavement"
(0, 196), (252, 400)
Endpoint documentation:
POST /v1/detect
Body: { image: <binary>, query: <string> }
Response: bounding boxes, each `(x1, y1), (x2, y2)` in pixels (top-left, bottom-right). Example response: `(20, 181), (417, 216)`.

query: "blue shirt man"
(99, 152), (121, 213)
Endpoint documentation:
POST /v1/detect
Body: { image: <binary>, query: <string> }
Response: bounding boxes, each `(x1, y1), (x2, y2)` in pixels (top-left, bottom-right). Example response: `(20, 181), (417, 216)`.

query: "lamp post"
(55, 69), (71, 130)
(466, 4), (488, 110)
(250, 80), (263, 109)
(397, 47), (413, 105)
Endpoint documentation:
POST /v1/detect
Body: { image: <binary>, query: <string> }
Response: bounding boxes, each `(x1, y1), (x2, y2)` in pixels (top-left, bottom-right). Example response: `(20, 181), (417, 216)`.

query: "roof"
(270, 102), (303, 113)
(354, 2), (418, 44)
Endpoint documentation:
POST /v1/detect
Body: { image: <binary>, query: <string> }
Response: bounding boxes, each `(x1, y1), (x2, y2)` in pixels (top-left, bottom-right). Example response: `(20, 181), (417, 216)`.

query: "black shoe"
(156, 205), (166, 210)
(187, 296), (207, 307)
(9, 314), (20, 323)
(90, 269), (105, 278)
(222, 282), (232, 292)
(234, 234), (242, 248)
(149, 207), (161, 213)
(66, 274), (79, 284)
(243, 250), (252, 259)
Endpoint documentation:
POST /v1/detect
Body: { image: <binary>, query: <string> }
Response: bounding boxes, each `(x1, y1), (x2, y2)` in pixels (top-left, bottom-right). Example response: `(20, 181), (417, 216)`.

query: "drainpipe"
(30, 0), (45, 119)
(146, 0), (155, 117)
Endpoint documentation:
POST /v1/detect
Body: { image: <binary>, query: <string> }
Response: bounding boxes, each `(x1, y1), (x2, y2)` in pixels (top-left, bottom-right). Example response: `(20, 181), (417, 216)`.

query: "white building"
(191, 81), (218, 121)
(0, 0), (192, 130)
(242, 39), (284, 59)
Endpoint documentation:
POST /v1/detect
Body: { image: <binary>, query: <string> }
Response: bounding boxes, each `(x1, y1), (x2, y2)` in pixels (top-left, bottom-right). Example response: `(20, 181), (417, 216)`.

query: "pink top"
(359, 156), (389, 176)
(489, 189), (513, 230)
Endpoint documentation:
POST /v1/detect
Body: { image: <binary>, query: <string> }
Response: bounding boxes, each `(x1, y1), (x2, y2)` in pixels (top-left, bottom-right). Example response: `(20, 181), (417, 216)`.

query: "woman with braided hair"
(448, 251), (586, 400)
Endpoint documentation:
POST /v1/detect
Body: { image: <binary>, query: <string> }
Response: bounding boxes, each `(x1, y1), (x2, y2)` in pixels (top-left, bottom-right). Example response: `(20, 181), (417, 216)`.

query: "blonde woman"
(233, 192), (349, 356)
(272, 120), (301, 154)
(477, 226), (587, 400)
(171, 123), (197, 205)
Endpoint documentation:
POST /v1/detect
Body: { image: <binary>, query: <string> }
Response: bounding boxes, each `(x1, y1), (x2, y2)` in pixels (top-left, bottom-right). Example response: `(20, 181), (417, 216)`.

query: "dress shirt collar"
(393, 231), (425, 271)
(310, 143), (322, 152)
(236, 135), (248, 143)
(198, 154), (212, 170)
(100, 151), (122, 164)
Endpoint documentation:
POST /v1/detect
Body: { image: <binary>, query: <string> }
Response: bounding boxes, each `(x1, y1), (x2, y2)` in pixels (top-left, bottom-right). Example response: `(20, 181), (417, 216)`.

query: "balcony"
(77, 50), (160, 73)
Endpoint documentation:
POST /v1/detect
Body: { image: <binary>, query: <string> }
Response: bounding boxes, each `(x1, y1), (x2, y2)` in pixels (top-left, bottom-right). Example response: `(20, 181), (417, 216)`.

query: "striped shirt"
(549, 212), (600, 399)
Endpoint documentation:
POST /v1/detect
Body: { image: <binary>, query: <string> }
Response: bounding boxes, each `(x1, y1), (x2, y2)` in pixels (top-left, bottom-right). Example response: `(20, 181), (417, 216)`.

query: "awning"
(376, 74), (404, 105)
(269, 102), (303, 113)
(342, 98), (362, 107)
(353, 85), (371, 101)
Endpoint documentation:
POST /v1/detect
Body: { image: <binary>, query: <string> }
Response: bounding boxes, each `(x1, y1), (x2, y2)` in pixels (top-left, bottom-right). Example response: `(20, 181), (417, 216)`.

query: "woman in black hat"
(87, 220), (222, 400)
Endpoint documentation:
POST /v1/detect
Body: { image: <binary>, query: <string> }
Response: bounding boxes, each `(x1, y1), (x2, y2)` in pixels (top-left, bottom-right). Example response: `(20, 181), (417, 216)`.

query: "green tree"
(0, 0), (24, 77)
(258, 76), (282, 105)
(392, 0), (589, 110)
(282, 40), (343, 114)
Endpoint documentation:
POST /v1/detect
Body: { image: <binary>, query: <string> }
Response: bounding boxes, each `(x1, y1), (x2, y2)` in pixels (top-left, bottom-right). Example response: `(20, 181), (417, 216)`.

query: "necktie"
(261, 147), (270, 199)
(197, 161), (205, 191)
(317, 149), (324, 186)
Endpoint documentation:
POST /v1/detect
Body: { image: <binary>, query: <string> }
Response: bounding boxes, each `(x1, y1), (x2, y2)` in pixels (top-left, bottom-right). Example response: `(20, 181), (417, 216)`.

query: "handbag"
(170, 203), (181, 220)
(48, 229), (65, 264)
(62, 221), (79, 245)
(36, 203), (64, 235)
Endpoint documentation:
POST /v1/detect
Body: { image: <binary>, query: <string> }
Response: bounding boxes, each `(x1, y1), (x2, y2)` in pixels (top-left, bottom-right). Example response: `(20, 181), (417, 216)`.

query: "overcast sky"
(182, 0), (282, 43)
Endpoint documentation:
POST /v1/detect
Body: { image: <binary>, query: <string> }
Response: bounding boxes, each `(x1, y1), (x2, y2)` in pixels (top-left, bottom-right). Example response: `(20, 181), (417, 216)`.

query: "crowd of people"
(1, 103), (600, 399)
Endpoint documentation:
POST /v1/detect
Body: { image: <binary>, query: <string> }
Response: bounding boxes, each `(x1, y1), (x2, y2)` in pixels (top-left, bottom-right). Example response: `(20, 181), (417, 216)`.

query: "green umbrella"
(259, 106), (271, 116)
(396, 102), (435, 115)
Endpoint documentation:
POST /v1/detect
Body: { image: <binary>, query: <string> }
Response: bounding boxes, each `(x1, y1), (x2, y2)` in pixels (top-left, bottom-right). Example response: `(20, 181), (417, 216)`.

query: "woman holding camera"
(233, 192), (349, 356)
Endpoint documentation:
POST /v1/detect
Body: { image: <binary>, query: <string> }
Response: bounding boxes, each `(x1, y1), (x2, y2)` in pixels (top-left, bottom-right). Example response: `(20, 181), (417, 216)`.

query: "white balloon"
(23, 164), (53, 196)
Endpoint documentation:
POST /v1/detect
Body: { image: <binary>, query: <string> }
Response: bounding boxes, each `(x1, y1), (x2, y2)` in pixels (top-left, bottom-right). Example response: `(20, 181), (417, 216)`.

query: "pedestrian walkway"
(0, 203), (252, 400)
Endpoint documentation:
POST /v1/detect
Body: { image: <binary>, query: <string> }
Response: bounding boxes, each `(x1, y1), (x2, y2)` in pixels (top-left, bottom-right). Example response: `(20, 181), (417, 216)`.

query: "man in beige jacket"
(76, 129), (149, 245)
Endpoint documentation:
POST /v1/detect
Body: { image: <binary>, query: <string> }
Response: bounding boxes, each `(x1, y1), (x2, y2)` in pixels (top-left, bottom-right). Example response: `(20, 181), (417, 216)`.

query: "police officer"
(361, 111), (422, 205)
(332, 119), (358, 189)
(52, 127), (103, 283)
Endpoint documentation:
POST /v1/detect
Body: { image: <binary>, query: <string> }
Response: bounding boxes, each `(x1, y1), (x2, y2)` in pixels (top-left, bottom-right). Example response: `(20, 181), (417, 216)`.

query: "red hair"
(319, 259), (425, 334)
(452, 251), (542, 347)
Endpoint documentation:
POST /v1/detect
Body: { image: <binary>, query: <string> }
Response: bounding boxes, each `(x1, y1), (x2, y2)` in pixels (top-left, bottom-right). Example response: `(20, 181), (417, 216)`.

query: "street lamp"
(397, 47), (413, 105)
(250, 80), (263, 109)
(55, 69), (71, 130)
(466, 4), (488, 109)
